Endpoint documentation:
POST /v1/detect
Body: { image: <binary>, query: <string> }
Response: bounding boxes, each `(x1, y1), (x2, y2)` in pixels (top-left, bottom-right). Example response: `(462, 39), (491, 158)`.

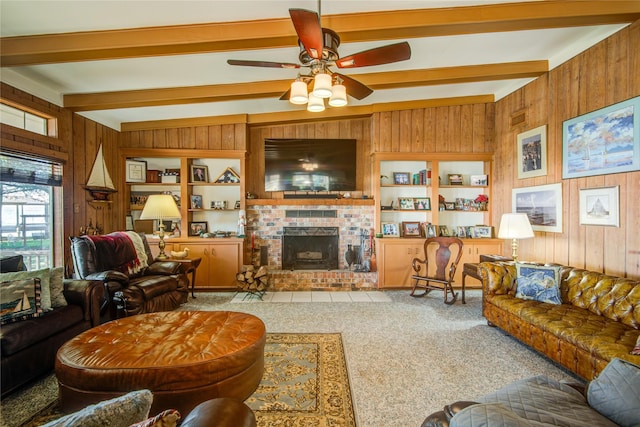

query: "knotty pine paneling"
(494, 19), (640, 279)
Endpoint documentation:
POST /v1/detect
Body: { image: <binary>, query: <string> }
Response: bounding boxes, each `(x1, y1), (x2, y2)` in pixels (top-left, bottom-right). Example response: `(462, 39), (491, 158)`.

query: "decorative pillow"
(0, 277), (43, 324)
(0, 255), (27, 272)
(130, 409), (181, 427)
(450, 402), (532, 427)
(515, 263), (562, 304)
(49, 267), (68, 308)
(41, 389), (153, 427)
(632, 336), (640, 356)
(587, 358), (640, 427)
(0, 268), (52, 310)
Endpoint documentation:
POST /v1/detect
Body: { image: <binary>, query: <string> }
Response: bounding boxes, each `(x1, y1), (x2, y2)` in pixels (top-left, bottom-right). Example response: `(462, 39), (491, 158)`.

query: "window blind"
(0, 153), (63, 187)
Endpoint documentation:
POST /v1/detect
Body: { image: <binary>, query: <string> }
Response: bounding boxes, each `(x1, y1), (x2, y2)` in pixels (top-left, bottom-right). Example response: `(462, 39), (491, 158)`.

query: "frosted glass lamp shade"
(307, 93), (325, 112)
(289, 81), (308, 105)
(312, 73), (333, 98)
(328, 84), (347, 107)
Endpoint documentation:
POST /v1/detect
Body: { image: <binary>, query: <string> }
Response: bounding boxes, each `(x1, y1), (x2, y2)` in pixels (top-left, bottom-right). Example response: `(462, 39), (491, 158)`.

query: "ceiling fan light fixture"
(312, 73), (332, 98)
(289, 80), (308, 105)
(307, 93), (325, 112)
(328, 83), (347, 107)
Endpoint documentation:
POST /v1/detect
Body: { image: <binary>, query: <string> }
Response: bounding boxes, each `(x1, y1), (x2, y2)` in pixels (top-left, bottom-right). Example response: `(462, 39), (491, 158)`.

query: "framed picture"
(189, 221), (208, 236)
(455, 226), (467, 238)
(215, 167), (240, 183)
(393, 172), (411, 185)
(438, 225), (450, 237)
(563, 96), (640, 179)
(398, 197), (415, 210)
(382, 222), (399, 237)
(126, 159), (147, 183)
(190, 195), (203, 209)
(413, 197), (431, 210)
(424, 224), (437, 238)
(234, 200), (241, 209)
(190, 165), (209, 183)
(444, 202), (456, 210)
(448, 174), (463, 185)
(579, 186), (620, 227)
(512, 183), (562, 233)
(402, 221), (422, 237)
(472, 226), (493, 238)
(470, 174), (488, 186)
(517, 125), (547, 179)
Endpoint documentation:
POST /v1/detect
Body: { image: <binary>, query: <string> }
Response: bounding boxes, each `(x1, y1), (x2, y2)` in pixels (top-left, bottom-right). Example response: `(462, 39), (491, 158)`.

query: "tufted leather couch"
(478, 261), (640, 380)
(70, 232), (189, 319)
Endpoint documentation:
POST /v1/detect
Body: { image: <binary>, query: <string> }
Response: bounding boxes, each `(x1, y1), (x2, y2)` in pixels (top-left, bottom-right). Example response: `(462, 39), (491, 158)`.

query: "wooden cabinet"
(174, 240), (242, 289)
(453, 239), (502, 287)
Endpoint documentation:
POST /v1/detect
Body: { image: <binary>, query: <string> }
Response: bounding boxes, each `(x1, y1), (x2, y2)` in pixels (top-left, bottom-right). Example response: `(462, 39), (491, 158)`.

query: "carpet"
(0, 333), (355, 427)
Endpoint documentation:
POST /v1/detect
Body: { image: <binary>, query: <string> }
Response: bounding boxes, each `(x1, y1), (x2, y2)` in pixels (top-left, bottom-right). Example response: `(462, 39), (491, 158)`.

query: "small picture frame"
(472, 226), (493, 238)
(444, 202), (456, 210)
(470, 174), (488, 186)
(425, 224), (437, 238)
(234, 200), (241, 209)
(438, 225), (450, 237)
(448, 174), (463, 185)
(456, 226), (467, 238)
(189, 221), (208, 236)
(402, 221), (422, 238)
(413, 197), (431, 210)
(579, 186), (620, 227)
(398, 197), (415, 210)
(393, 172), (411, 185)
(382, 222), (400, 237)
(190, 195), (203, 209)
(126, 159), (147, 183)
(190, 165), (209, 183)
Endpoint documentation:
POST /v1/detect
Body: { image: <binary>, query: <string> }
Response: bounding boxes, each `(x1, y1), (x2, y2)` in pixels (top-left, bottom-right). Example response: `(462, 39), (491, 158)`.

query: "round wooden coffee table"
(55, 311), (266, 416)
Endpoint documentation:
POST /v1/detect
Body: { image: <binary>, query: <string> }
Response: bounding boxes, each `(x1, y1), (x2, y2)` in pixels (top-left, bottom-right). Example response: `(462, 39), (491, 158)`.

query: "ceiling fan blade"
(289, 8), (323, 60)
(333, 73), (373, 100)
(227, 59), (300, 69)
(335, 42), (411, 68)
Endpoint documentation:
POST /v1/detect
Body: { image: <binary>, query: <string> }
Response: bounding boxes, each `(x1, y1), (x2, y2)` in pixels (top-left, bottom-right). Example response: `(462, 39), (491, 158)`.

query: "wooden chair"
(410, 237), (464, 304)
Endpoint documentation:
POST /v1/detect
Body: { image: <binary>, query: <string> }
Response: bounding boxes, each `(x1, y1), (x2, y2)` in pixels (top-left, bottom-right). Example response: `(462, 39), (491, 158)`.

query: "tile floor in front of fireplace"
(231, 290), (392, 303)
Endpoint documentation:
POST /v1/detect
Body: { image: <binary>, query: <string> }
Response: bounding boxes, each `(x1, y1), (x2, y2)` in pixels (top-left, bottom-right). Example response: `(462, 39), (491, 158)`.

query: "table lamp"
(140, 194), (181, 259)
(497, 213), (534, 262)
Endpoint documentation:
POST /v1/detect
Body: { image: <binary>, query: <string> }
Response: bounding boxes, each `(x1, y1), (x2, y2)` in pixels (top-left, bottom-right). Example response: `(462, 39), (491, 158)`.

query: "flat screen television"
(264, 138), (357, 192)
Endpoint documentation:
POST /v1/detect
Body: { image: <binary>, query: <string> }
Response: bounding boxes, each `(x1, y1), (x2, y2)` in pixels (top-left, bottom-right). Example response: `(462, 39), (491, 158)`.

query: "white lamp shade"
(140, 194), (181, 221)
(328, 84), (347, 107)
(289, 81), (308, 105)
(312, 73), (333, 98)
(307, 93), (325, 112)
(498, 213), (535, 239)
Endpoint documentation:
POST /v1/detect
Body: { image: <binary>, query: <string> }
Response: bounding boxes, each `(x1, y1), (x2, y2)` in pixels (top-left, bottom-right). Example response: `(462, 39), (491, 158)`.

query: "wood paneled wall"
(494, 20), (640, 278)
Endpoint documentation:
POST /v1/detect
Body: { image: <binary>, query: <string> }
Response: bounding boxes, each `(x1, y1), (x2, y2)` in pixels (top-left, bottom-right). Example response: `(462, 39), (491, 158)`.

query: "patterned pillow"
(0, 268), (52, 310)
(515, 263), (562, 304)
(49, 267), (68, 308)
(0, 277), (44, 324)
(130, 409), (181, 427)
(632, 336), (640, 356)
(587, 358), (640, 427)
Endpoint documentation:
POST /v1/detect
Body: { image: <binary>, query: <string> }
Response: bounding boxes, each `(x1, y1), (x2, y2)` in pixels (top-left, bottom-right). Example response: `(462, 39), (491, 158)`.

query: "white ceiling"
(0, 1), (634, 131)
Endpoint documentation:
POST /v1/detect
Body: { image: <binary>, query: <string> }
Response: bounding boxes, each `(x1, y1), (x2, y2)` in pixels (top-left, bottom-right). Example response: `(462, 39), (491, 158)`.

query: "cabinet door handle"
(204, 248), (209, 257)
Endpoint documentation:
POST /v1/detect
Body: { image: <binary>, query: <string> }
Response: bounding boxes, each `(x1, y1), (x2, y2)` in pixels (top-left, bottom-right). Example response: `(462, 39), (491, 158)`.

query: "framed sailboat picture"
(512, 183), (562, 233)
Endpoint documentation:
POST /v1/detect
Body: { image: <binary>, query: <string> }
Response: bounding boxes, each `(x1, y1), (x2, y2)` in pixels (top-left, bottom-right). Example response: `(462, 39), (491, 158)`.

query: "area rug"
(0, 333), (355, 427)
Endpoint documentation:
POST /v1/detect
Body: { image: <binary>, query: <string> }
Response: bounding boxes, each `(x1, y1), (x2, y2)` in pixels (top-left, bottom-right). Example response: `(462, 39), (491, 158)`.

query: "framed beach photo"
(579, 186), (619, 227)
(190, 165), (209, 183)
(382, 222), (400, 237)
(393, 172), (411, 185)
(563, 96), (640, 179)
(402, 221), (422, 237)
(517, 125), (547, 179)
(512, 183), (562, 233)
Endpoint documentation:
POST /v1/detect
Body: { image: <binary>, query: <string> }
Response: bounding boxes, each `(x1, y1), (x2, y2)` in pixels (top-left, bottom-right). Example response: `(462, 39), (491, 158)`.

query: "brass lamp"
(497, 213), (534, 262)
(139, 194), (181, 260)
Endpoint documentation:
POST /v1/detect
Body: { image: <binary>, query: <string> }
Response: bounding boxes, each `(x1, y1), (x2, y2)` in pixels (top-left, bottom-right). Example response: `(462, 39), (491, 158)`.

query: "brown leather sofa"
(69, 232), (188, 318)
(0, 255), (104, 397)
(478, 261), (640, 380)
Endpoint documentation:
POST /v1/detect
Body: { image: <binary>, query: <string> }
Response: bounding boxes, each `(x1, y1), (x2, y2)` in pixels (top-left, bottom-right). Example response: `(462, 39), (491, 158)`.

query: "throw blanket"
(84, 232), (148, 276)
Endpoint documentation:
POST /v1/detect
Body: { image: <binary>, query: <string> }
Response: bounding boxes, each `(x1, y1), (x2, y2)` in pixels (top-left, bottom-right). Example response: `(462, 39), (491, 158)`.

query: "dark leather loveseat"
(69, 231), (189, 318)
(0, 255), (104, 397)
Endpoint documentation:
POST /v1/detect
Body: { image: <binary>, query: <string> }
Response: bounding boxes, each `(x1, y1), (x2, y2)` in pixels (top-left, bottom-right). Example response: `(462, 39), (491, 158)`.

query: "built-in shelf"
(246, 198), (375, 206)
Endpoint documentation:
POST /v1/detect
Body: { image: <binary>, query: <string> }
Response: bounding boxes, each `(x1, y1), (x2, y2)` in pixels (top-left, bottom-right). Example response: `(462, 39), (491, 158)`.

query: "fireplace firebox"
(282, 227), (339, 270)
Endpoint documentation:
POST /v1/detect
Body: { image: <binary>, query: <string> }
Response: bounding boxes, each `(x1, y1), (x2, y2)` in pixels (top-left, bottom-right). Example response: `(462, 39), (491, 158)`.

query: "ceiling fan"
(227, 2), (411, 110)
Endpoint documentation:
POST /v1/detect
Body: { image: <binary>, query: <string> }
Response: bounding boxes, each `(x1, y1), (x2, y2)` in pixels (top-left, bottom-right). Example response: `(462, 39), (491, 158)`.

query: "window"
(0, 154), (62, 269)
(0, 103), (49, 136)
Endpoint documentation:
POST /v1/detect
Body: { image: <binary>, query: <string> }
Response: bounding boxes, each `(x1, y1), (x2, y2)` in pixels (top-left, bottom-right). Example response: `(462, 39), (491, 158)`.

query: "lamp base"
(511, 238), (519, 262)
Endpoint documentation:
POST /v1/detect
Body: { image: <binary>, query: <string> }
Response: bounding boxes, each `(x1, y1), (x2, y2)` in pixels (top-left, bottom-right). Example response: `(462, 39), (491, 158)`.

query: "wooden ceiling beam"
(64, 60), (547, 111)
(2, 1), (638, 66)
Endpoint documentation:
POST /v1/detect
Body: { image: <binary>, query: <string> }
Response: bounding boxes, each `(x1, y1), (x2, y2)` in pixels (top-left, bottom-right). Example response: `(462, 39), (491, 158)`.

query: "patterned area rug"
(0, 333), (355, 427)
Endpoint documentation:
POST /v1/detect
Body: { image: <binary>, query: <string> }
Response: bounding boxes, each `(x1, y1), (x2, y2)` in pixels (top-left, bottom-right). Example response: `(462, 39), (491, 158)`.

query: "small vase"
(345, 244), (356, 270)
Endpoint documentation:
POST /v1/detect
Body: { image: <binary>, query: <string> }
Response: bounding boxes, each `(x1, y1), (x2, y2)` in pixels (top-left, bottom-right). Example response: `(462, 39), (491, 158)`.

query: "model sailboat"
(85, 144), (116, 201)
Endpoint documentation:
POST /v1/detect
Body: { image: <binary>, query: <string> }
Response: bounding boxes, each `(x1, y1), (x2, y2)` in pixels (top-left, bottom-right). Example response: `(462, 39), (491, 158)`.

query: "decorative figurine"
(237, 209), (246, 237)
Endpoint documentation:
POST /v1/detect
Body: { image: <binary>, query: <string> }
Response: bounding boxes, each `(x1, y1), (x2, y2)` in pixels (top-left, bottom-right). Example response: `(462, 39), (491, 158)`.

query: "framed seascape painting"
(563, 96), (640, 179)
(579, 186), (620, 227)
(517, 125), (547, 179)
(512, 183), (562, 233)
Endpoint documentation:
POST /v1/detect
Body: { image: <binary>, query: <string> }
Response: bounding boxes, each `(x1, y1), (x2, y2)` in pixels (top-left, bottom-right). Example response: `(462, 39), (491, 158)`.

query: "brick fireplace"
(246, 203), (377, 291)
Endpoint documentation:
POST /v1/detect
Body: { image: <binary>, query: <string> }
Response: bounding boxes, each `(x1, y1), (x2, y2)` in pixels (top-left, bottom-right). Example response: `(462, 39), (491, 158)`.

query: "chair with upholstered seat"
(410, 237), (464, 304)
